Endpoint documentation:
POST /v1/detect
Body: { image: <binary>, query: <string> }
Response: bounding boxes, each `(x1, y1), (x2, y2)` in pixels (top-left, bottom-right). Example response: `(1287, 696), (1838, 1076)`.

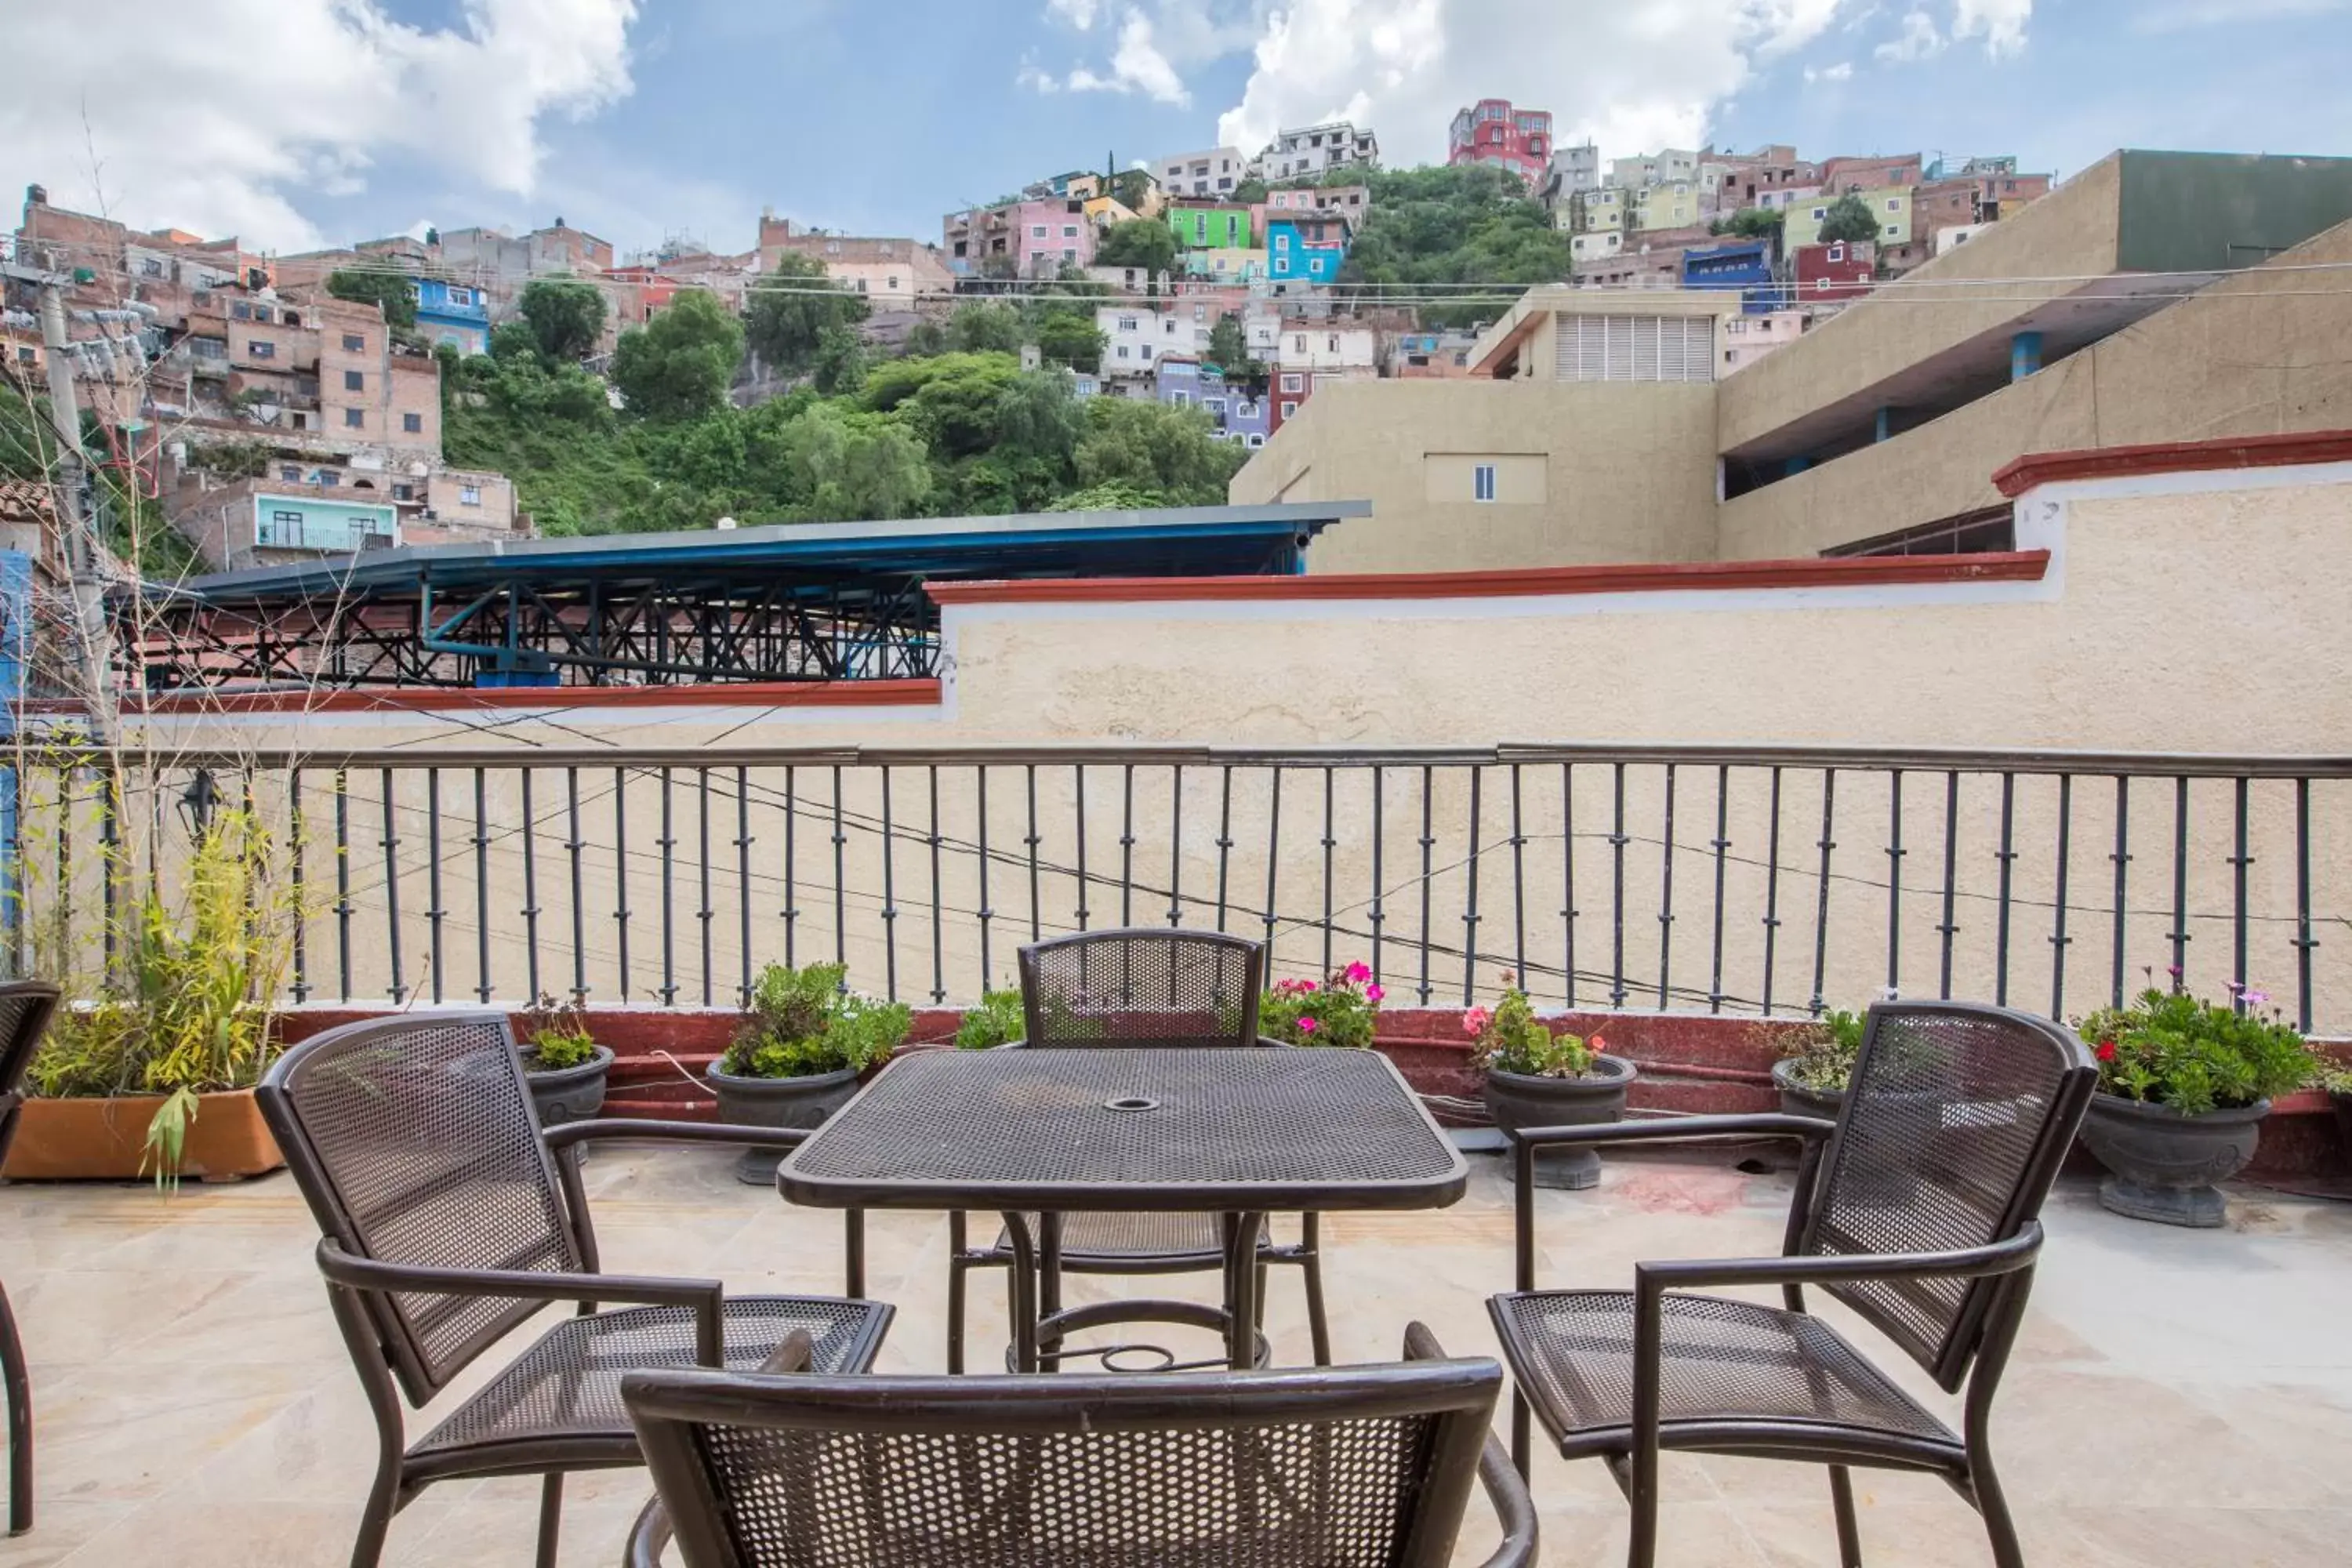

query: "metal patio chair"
(255, 1011), (894, 1568)
(0, 982), (61, 1537)
(621, 1321), (1535, 1568)
(1487, 1000), (2096, 1568)
(943, 927), (1334, 1372)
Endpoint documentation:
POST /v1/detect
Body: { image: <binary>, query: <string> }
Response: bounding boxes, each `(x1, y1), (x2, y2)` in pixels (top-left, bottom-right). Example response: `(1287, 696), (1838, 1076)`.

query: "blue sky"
(5, 1), (2350, 258)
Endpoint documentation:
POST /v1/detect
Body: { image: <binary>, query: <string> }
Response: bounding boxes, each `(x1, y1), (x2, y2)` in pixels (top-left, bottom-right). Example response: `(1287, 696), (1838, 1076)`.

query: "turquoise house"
(252, 492), (397, 554)
(1267, 216), (1349, 285)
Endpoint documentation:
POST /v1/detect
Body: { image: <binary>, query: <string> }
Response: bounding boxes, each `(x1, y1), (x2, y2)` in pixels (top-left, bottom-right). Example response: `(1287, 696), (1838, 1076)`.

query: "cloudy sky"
(3, 0), (2347, 258)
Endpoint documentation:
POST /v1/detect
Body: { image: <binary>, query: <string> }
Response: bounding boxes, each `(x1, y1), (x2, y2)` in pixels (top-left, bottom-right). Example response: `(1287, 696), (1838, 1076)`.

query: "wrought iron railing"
(7, 742), (2347, 1033)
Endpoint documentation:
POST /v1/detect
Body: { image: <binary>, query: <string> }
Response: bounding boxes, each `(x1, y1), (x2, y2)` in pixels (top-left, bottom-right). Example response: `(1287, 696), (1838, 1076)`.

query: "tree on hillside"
(1093, 219), (1177, 275)
(1338, 163), (1570, 330)
(810, 325), (869, 396)
(518, 279), (608, 362)
(780, 403), (931, 521)
(609, 290), (743, 421)
(902, 319), (949, 357)
(325, 269), (416, 330)
(1073, 397), (1242, 505)
(488, 321), (542, 364)
(1710, 207), (1784, 242)
(1112, 169), (1156, 212)
(946, 303), (1025, 355)
(1207, 313), (1270, 399)
(1231, 178), (1269, 205)
(1034, 310), (1106, 373)
(744, 252), (869, 376)
(1816, 192), (1883, 245)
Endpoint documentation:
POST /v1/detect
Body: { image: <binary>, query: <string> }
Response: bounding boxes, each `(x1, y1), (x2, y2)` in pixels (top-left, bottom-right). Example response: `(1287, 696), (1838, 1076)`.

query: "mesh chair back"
(626, 1357), (1501, 1568)
(1798, 1001), (2096, 1390)
(0, 981), (62, 1170)
(1018, 929), (1264, 1048)
(257, 1011), (580, 1402)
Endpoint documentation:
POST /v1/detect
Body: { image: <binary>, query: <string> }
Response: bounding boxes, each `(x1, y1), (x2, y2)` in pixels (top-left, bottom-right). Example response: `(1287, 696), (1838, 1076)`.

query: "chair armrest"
(1632, 1222), (2045, 1298)
(1401, 1321), (1538, 1568)
(314, 1238), (727, 1366)
(543, 1118), (809, 1154)
(1508, 1112), (1835, 1156)
(626, 1494), (671, 1568)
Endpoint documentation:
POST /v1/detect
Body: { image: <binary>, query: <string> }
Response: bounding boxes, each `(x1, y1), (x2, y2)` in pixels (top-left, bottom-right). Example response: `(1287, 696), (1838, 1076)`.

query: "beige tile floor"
(2, 1145), (2350, 1566)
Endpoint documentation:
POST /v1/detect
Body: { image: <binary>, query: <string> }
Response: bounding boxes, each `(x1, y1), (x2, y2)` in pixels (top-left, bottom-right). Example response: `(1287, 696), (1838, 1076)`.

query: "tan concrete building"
(1235, 151), (2352, 572)
(757, 218), (955, 307)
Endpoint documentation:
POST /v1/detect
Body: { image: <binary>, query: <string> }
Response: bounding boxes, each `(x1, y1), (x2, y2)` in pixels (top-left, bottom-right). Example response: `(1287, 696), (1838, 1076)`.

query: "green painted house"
(1167, 205), (1253, 250)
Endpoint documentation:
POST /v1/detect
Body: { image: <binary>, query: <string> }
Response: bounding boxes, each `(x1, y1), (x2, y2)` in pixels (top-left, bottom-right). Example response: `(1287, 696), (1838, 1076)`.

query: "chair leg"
(1828, 1464), (1863, 1567)
(1298, 1215), (1332, 1367)
(0, 1279), (29, 1537)
(946, 1213), (969, 1376)
(1970, 1449), (2027, 1568)
(347, 1460), (399, 1568)
(535, 1472), (563, 1568)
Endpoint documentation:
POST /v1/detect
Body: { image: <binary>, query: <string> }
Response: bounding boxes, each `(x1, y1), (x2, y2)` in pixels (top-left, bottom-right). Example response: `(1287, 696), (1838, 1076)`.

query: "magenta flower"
(1344, 960), (1372, 984)
(2242, 988), (2271, 1007)
(1296, 1016), (1319, 1034)
(1461, 1007), (1492, 1036)
(1364, 982), (1385, 1004)
(1298, 979), (1318, 992)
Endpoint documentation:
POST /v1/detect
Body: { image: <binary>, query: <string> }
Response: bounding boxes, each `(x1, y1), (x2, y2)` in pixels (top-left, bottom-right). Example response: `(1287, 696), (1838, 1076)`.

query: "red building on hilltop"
(1447, 99), (1552, 185)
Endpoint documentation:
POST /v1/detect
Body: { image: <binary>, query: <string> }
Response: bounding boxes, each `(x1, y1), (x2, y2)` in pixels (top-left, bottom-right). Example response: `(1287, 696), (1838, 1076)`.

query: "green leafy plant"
(1468, 976), (1602, 1079)
(955, 987), (1025, 1049)
(1777, 1008), (1867, 1094)
(2078, 986), (2313, 1116)
(1261, 961), (1383, 1048)
(720, 960), (909, 1079)
(517, 993), (598, 1071)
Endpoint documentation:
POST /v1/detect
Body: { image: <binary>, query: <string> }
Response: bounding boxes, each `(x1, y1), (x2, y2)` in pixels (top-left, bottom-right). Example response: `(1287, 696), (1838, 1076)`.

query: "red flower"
(1588, 1035), (1607, 1054)
(2096, 1040), (2117, 1063)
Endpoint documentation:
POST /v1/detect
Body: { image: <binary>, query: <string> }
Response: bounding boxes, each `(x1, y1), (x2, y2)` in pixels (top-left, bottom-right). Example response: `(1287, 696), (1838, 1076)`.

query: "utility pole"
(19, 266), (117, 741)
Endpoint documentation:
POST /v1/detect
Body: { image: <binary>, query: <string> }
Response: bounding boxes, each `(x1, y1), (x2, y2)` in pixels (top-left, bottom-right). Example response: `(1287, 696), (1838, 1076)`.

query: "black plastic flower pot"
(1482, 1054), (1639, 1190)
(2078, 1091), (2270, 1228)
(706, 1063), (861, 1185)
(1770, 1056), (1846, 1123)
(522, 1045), (613, 1129)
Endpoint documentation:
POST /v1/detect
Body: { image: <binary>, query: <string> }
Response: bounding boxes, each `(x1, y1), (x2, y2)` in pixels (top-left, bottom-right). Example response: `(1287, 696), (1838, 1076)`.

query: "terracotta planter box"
(2, 1089), (284, 1182)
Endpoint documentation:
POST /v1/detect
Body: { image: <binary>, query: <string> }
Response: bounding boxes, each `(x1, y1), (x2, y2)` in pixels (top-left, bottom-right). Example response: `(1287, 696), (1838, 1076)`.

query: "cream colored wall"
(1719, 217), (2352, 557)
(1228, 379), (1721, 571)
(1424, 453), (1547, 504)
(1716, 155), (2123, 454)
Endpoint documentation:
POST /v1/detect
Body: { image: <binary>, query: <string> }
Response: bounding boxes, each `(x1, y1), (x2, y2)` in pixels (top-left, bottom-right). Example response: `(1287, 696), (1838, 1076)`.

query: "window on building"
(1246, 434), (1265, 448)
(343, 408), (364, 429)
(1473, 464), (1497, 503)
(248, 340), (274, 359)
(1280, 373), (1302, 393)
(1171, 391), (1189, 406)
(460, 485), (482, 506)
(341, 332), (365, 353)
(1326, 335), (1338, 352)
(401, 412), (423, 434)
(1290, 336), (1305, 353)
(1205, 397), (1225, 415)
(1062, 225), (1078, 238)
(1279, 401), (1298, 418)
(1062, 248), (1076, 261)
(271, 508), (302, 526)
(278, 466), (302, 481)
(318, 471), (339, 487)
(1030, 225), (1047, 238)
(887, 275), (899, 290)
(1886, 198), (1901, 212)
(1118, 315), (1138, 332)
(1116, 346), (1131, 359)
(1141, 346), (1152, 360)
(254, 306), (272, 324)
(450, 287), (473, 305)
(344, 370), (364, 391)
(393, 483), (414, 501)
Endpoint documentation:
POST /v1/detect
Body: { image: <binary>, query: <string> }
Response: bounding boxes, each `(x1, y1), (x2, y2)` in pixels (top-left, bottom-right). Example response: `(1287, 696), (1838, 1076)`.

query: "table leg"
(1222, 1212), (1265, 1370)
(1039, 1214), (1064, 1371)
(999, 1211), (1040, 1373)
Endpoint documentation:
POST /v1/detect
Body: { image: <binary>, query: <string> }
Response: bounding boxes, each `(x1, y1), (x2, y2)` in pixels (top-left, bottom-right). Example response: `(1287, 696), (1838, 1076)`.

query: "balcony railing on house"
(5, 742), (2347, 1034)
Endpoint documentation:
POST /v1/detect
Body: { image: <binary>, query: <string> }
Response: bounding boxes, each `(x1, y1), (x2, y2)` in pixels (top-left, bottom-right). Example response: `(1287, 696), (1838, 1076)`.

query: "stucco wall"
(1228, 379), (1722, 572)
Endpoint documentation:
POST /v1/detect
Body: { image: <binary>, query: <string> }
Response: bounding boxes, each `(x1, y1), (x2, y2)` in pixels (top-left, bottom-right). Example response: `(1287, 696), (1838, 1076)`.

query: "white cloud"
(1951, 0), (2030, 55)
(0, 0), (638, 252)
(1068, 13), (1192, 103)
(1805, 60), (1855, 81)
(1047, 0), (1104, 27)
(1874, 8), (1944, 60)
(1018, 58), (1065, 93)
(1213, 1), (1858, 169)
(1033, 2), (1263, 104)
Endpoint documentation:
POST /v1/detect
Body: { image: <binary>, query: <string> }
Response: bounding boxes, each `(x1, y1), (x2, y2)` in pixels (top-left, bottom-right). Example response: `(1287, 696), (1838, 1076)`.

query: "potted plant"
(1261, 961), (1382, 1047)
(2313, 1058), (2352, 1163)
(7, 808), (292, 1185)
(2075, 984), (2314, 1228)
(709, 960), (909, 1185)
(1472, 975), (1637, 1189)
(515, 993), (612, 1127)
(954, 987), (1026, 1049)
(1771, 1009), (1866, 1120)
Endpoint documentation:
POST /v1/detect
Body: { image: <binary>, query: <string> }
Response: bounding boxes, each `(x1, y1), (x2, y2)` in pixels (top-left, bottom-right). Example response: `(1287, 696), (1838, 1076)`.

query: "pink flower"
(1298, 978), (1318, 993)
(1461, 1007), (1492, 1036)
(1344, 960), (1372, 984)
(1588, 1035), (1606, 1054)
(1364, 982), (1385, 1004)
(1296, 1016), (1319, 1034)
(2242, 989), (2271, 1007)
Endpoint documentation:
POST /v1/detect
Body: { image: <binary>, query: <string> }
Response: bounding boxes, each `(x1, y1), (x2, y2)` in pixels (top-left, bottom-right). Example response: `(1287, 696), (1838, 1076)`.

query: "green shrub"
(1468, 978), (1602, 1079)
(1261, 961), (1382, 1048)
(1776, 1008), (1866, 1093)
(517, 993), (598, 1071)
(720, 961), (909, 1079)
(955, 988), (1025, 1049)
(2078, 987), (2311, 1115)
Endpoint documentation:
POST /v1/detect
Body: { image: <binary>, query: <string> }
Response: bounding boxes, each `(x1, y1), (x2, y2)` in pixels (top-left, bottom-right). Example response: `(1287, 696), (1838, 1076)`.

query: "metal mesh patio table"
(781, 1046), (1468, 1370)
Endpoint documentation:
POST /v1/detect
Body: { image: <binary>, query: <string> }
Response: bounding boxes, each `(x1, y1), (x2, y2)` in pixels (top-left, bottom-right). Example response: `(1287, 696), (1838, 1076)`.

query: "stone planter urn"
(1483, 1054), (1639, 1189)
(707, 1064), (862, 1185)
(521, 1045), (613, 1129)
(1771, 1057), (1847, 1123)
(2078, 1092), (2270, 1228)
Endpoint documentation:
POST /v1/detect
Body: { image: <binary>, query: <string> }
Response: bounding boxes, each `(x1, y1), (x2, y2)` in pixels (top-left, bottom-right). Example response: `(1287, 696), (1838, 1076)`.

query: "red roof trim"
(926, 552), (2050, 606)
(117, 678), (943, 716)
(1993, 429), (2352, 497)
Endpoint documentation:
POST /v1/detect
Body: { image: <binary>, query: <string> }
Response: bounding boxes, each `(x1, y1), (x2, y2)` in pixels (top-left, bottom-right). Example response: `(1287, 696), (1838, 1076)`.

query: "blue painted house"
(1156, 359), (1269, 448)
(412, 278), (491, 354)
(1265, 215), (1349, 286)
(1679, 241), (1787, 313)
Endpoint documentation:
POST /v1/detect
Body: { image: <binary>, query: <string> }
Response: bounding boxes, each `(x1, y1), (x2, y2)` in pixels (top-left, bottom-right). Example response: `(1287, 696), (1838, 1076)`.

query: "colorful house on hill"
(1266, 215), (1348, 285)
(1167, 205), (1253, 250)
(412, 277), (490, 354)
(1679, 240), (1782, 311)
(1182, 247), (1266, 282)
(1155, 358), (1269, 448)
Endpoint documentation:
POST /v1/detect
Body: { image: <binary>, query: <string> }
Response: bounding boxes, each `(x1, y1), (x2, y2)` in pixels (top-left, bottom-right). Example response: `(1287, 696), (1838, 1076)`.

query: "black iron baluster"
(1884, 770), (1904, 997)
(98, 764), (118, 984)
(2295, 778), (2316, 1033)
(2050, 774), (2074, 1018)
(1417, 764), (1435, 1005)
(2230, 776), (2251, 1009)
(424, 770), (445, 1004)
(1937, 771), (1960, 1000)
(521, 771), (542, 1004)
(1214, 766), (1234, 934)
(381, 768), (406, 1004)
(1609, 763), (1628, 1008)
(832, 764), (848, 972)
(2168, 777), (2190, 989)
(927, 767), (946, 1004)
(52, 768), (69, 975)
(1166, 764), (1184, 927)
(1322, 767), (1338, 978)
(1073, 765), (1089, 932)
(565, 768), (586, 1004)
(1562, 764), (1578, 1009)
(473, 769), (492, 1004)
(1024, 764), (1040, 944)
(735, 768), (753, 1007)
(335, 769), (353, 1003)
(879, 769), (899, 1001)
(697, 768), (715, 1008)
(975, 767), (992, 985)
(1808, 769), (1835, 1017)
(1657, 764), (1676, 1008)
(613, 766), (632, 1003)
(1462, 764), (1483, 1005)
(1994, 772), (2016, 1007)
(1708, 765), (1730, 1014)
(2110, 776), (2130, 1010)
(782, 764), (798, 970)
(1369, 765), (1386, 985)
(289, 767), (307, 1004)
(1120, 763), (1136, 929)
(1262, 768), (1283, 973)
(656, 767), (677, 1007)
(1760, 767), (1782, 1015)
(1509, 764), (1528, 992)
